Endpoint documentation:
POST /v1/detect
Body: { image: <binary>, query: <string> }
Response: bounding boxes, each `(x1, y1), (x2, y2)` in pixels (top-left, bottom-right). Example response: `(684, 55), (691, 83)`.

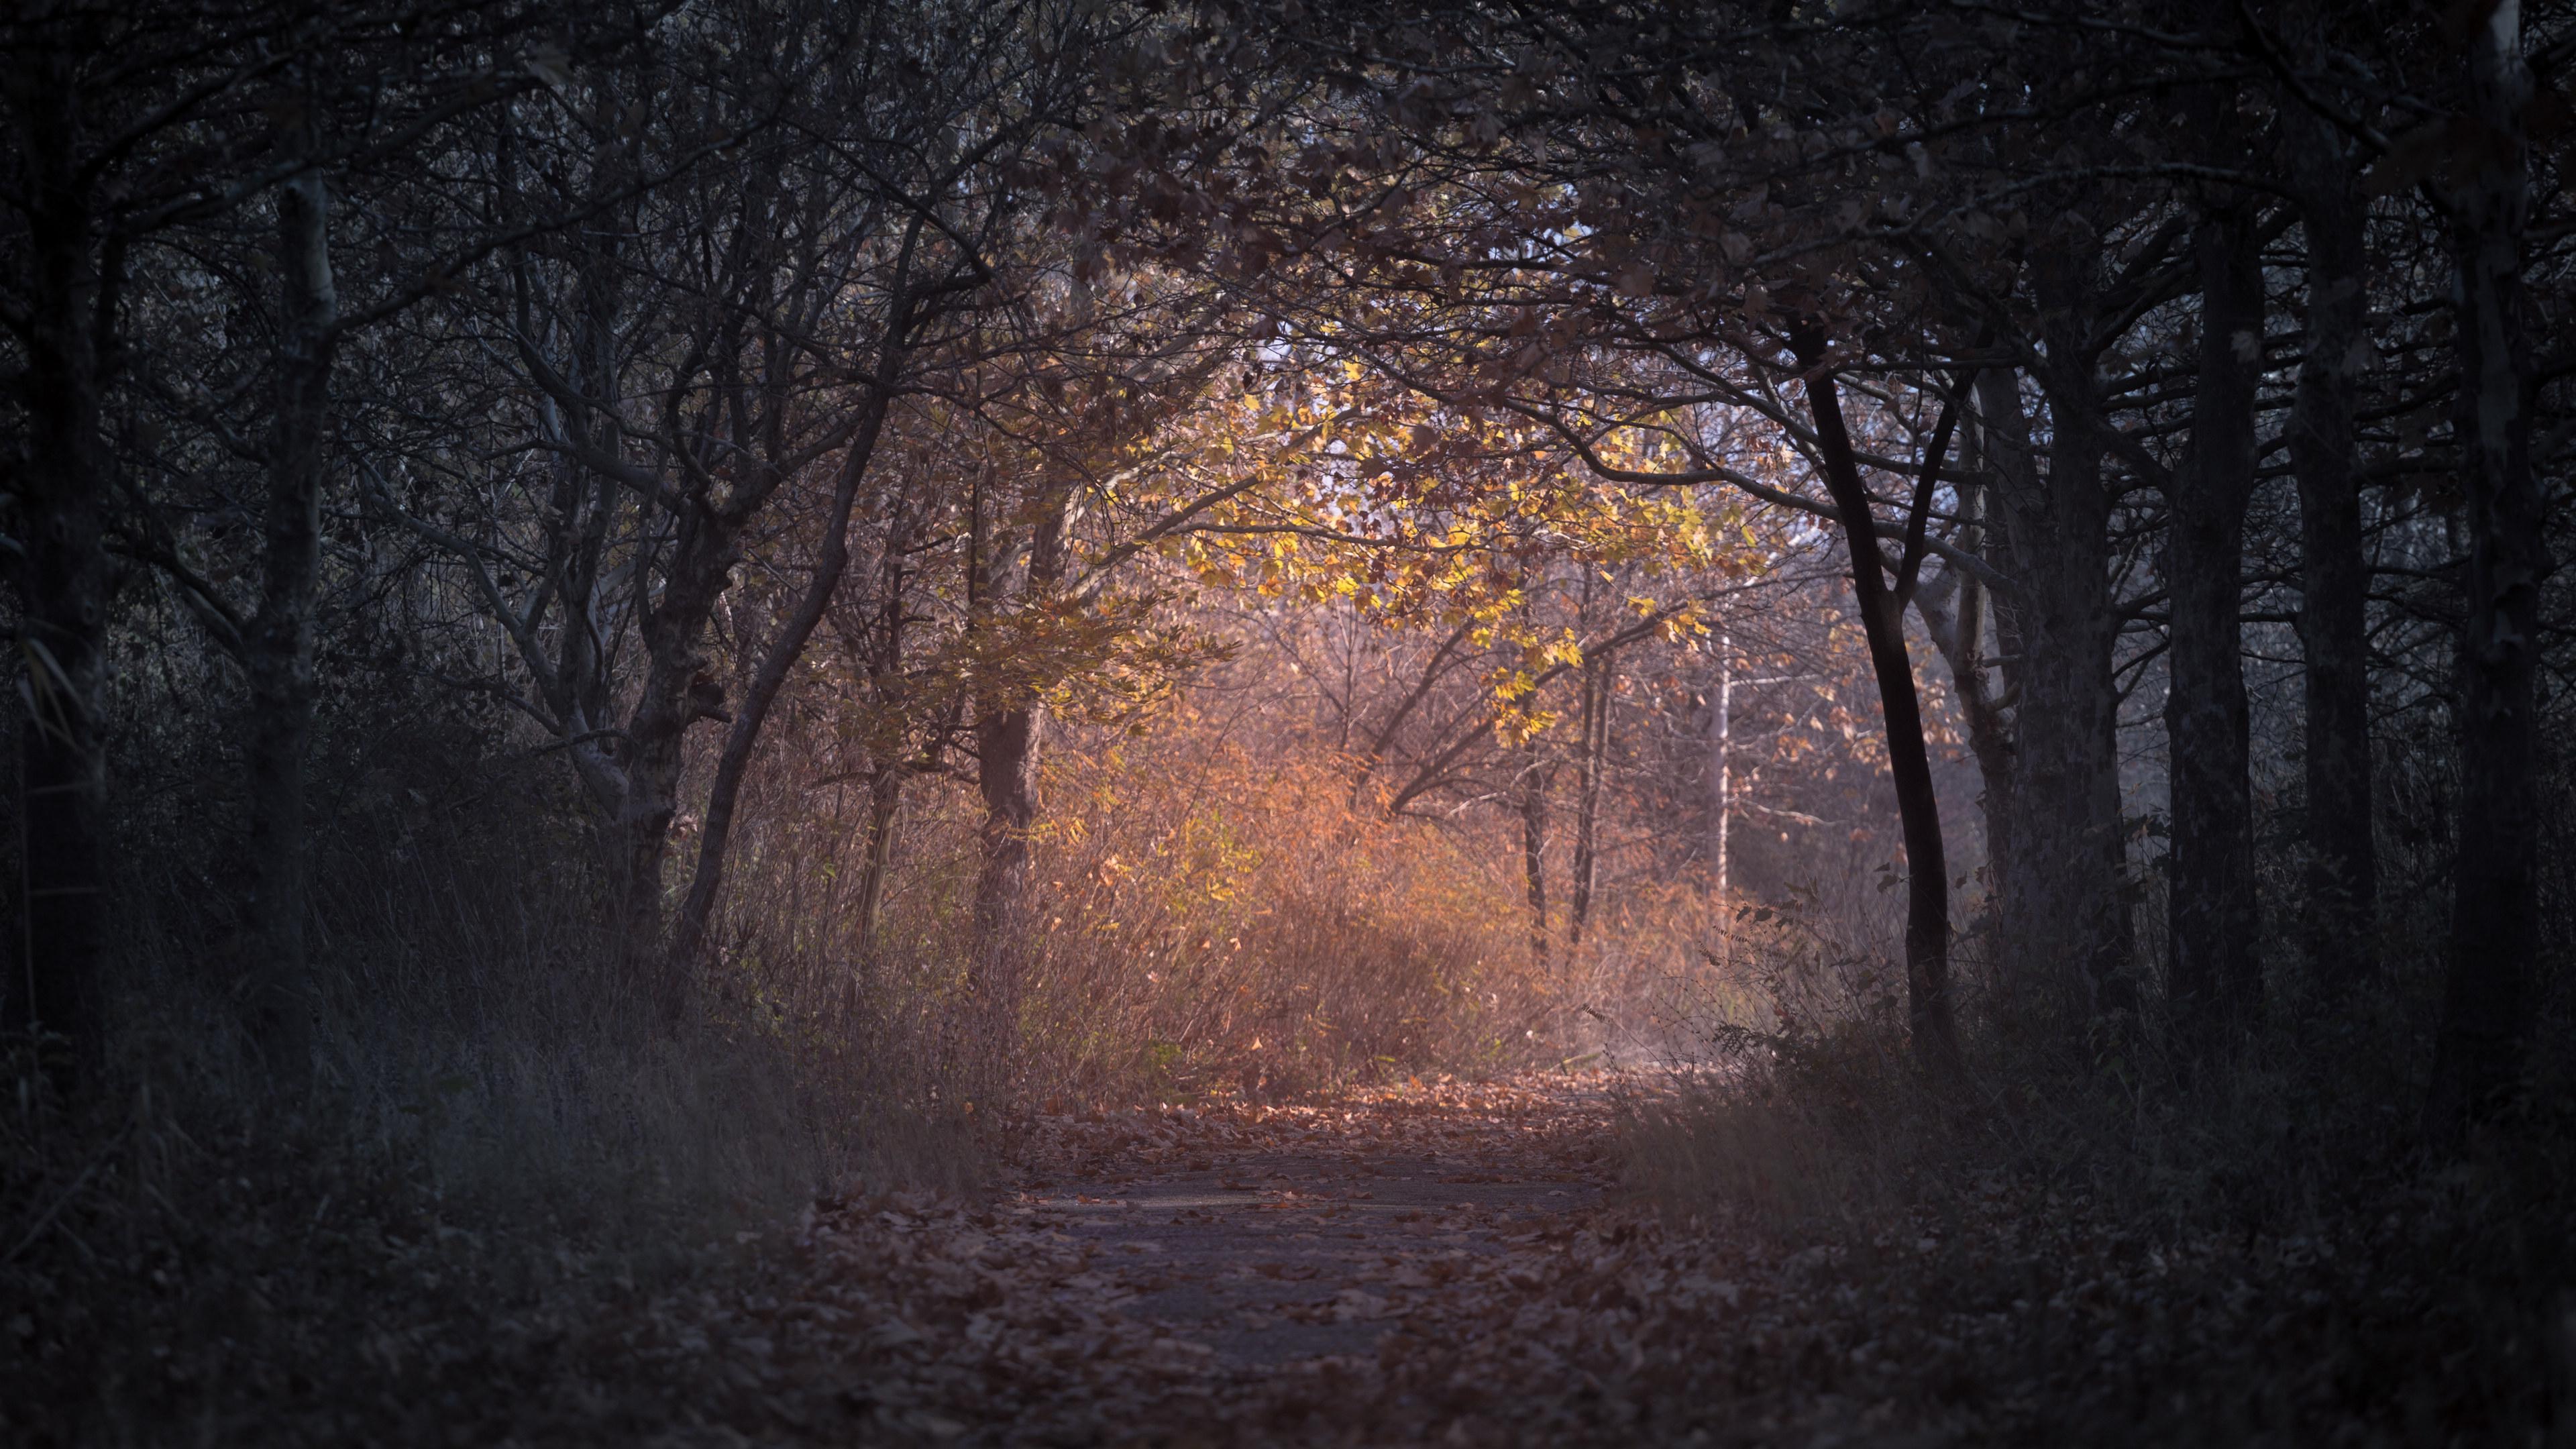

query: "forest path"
(716, 1072), (1690, 1448)
(664, 1062), (2133, 1444)
(635, 1067), (2107, 1447)
(1012, 1072), (1621, 1370)
(712, 1063), (2371, 1449)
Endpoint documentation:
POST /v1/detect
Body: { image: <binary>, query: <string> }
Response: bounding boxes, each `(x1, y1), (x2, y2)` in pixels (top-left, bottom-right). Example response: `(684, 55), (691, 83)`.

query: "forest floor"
(32, 1066), (2514, 1446)
(628, 1071), (1666, 1448)
(523, 1067), (2402, 1448)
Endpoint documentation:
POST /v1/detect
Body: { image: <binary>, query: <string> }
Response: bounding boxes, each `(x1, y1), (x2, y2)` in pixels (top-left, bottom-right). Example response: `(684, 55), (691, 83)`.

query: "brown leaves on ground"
(9, 1071), (2529, 1445)
(698, 1071), (2528, 1446)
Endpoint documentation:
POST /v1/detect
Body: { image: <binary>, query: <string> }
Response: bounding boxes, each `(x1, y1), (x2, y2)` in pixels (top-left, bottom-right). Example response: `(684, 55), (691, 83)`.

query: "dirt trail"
(676, 1073), (1662, 1448)
(644, 1073), (1990, 1447)
(1012, 1074), (1620, 1370)
(82, 1069), (2400, 1446)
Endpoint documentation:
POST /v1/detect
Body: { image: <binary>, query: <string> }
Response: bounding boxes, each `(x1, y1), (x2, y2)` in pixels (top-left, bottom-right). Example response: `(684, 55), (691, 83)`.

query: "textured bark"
(13, 62), (111, 1074)
(241, 158), (338, 1085)
(2427, 3), (2542, 1146)
(1984, 346), (2131, 1018)
(971, 481), (1074, 1026)
(2287, 109), (2379, 994)
(1791, 325), (1958, 1075)
(2165, 205), (2265, 1048)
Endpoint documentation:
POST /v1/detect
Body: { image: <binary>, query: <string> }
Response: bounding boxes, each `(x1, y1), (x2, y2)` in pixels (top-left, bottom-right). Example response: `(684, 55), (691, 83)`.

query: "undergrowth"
(706, 718), (1727, 1106)
(1621, 881), (2576, 1442)
(0, 722), (966, 1446)
(4, 701), (1711, 1442)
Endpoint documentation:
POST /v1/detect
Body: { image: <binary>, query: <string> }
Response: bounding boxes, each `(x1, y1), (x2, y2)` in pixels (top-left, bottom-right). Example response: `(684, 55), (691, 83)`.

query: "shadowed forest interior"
(5, 1), (2575, 1444)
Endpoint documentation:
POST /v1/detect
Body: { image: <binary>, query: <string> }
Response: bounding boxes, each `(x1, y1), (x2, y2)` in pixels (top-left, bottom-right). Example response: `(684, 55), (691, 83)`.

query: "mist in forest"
(4, 1), (2570, 1444)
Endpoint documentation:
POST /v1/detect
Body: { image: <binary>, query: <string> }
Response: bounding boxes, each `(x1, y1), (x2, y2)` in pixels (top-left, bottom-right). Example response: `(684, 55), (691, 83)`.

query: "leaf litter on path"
(592, 1068), (2448, 1446)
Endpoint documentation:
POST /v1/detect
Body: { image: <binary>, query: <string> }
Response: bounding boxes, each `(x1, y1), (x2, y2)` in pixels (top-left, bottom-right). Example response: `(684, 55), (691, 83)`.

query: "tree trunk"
(2427, 3), (2541, 1146)
(15, 75), (111, 1079)
(1709, 631), (1734, 973)
(2288, 108), (2379, 996)
(1791, 324), (1959, 1075)
(847, 477), (925, 970)
(672, 378), (895, 969)
(530, 148), (753, 1017)
(241, 158), (339, 1087)
(1709, 631), (1731, 898)
(617, 543), (733, 1013)
(1915, 476), (2015, 953)
(969, 480), (1073, 1032)
(512, 178), (713, 1009)
(1519, 748), (1550, 966)
(973, 700), (1043, 1022)
(1992, 321), (2133, 1021)
(1566, 661), (1605, 949)
(2165, 203), (2265, 1050)
(852, 763), (904, 955)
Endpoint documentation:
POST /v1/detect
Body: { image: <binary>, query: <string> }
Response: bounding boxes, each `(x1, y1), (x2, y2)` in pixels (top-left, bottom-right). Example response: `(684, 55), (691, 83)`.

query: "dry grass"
(928, 725), (1737, 1102)
(0, 725), (975, 1446)
(694, 710), (1750, 1108)
(1008, 735), (1553, 1099)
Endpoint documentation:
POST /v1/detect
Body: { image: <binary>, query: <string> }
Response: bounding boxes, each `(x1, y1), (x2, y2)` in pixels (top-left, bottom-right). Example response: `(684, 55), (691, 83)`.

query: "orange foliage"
(1011, 730), (1546, 1098)
(986, 722), (1747, 1099)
